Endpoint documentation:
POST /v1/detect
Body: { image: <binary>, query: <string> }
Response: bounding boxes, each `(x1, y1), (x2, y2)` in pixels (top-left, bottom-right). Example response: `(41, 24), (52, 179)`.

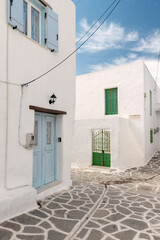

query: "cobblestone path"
(1, 153), (160, 240)
(72, 183), (160, 240)
(0, 183), (104, 240)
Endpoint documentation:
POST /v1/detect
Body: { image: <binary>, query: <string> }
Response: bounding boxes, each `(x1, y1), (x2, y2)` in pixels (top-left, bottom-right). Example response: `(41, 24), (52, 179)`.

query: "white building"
(0, 0), (75, 223)
(71, 61), (160, 170)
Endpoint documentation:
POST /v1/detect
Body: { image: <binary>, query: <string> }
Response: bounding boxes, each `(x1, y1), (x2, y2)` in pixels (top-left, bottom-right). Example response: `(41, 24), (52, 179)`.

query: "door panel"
(33, 113), (56, 188)
(92, 130), (111, 167)
(103, 130), (111, 167)
(103, 153), (111, 167)
(93, 152), (103, 166)
(92, 130), (103, 166)
(33, 115), (42, 188)
(44, 116), (55, 184)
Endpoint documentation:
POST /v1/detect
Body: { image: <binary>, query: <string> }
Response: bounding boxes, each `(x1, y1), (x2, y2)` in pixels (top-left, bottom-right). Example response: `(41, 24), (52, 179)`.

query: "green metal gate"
(92, 130), (111, 167)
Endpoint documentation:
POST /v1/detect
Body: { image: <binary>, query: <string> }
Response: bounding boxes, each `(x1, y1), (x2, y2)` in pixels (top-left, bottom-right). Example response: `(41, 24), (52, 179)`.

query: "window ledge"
(19, 30), (48, 50)
(104, 114), (119, 117)
(10, 25), (55, 53)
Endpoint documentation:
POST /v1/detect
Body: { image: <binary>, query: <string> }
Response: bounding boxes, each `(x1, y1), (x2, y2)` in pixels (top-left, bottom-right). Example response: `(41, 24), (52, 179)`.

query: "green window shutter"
(105, 88), (118, 115)
(150, 129), (153, 143)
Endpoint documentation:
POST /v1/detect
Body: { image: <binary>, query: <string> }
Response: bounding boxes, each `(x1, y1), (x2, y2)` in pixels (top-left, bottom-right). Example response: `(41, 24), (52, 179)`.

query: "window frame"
(105, 87), (118, 115)
(8, 0), (59, 51)
(150, 129), (153, 143)
(23, 0), (28, 36)
(31, 5), (41, 43)
(23, 0), (42, 44)
(150, 90), (152, 116)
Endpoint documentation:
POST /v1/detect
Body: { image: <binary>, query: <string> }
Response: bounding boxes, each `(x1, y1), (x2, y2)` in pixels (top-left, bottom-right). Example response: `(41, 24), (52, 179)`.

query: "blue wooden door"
(33, 114), (42, 188)
(33, 113), (56, 188)
(44, 115), (56, 184)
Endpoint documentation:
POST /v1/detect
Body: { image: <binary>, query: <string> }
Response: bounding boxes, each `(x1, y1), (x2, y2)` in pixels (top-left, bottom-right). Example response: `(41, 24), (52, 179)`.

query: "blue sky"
(72, 0), (160, 80)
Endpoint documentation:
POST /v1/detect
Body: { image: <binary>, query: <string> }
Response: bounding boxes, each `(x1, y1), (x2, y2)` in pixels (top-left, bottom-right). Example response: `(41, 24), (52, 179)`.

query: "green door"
(92, 130), (111, 167)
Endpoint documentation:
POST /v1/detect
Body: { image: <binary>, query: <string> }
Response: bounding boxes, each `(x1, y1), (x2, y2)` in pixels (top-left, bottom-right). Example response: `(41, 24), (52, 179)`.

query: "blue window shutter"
(46, 7), (58, 52)
(8, 0), (23, 32)
(41, 9), (45, 46)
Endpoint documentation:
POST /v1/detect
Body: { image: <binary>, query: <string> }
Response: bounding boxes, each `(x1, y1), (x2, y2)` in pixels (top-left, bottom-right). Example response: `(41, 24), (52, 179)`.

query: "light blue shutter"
(8, 0), (23, 32)
(46, 7), (58, 52)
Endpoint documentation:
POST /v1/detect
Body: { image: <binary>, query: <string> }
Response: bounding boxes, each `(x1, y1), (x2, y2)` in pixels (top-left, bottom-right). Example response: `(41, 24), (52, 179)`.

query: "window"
(34, 120), (38, 146)
(23, 1), (28, 35)
(105, 88), (118, 115)
(150, 129), (153, 143)
(46, 122), (52, 145)
(23, 1), (41, 44)
(150, 90), (152, 116)
(8, 0), (59, 51)
(31, 6), (40, 43)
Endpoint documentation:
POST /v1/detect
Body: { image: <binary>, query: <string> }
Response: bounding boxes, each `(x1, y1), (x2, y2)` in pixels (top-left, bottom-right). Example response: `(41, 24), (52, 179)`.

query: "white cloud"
(77, 19), (160, 82)
(114, 57), (128, 65)
(133, 30), (160, 53)
(89, 57), (129, 72)
(89, 62), (111, 72)
(128, 53), (137, 59)
(79, 18), (89, 32)
(126, 31), (139, 41)
(77, 19), (160, 55)
(77, 19), (139, 53)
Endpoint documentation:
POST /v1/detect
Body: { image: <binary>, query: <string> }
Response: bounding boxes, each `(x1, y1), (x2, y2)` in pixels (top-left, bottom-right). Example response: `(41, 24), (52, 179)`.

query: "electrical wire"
(0, 79), (21, 87)
(22, 0), (120, 87)
(76, 0), (118, 44)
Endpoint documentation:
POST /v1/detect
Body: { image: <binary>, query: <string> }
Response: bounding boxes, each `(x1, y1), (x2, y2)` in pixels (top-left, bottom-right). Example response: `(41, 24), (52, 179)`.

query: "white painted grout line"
(67, 186), (107, 240)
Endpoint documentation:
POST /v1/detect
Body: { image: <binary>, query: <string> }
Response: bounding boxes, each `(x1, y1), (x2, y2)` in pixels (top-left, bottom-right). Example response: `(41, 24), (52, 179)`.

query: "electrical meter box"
(26, 133), (35, 149)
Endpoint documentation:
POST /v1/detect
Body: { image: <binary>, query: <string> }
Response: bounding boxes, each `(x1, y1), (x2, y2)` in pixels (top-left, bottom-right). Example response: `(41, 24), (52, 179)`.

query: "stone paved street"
(1, 153), (160, 240)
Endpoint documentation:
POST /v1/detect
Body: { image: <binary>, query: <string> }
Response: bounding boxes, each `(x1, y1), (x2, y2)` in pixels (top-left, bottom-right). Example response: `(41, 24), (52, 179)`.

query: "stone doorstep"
(0, 186), (37, 224)
(37, 180), (72, 201)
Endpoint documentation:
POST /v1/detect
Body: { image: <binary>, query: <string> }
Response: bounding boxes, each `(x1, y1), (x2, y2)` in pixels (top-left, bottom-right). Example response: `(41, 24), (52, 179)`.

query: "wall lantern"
(49, 93), (57, 104)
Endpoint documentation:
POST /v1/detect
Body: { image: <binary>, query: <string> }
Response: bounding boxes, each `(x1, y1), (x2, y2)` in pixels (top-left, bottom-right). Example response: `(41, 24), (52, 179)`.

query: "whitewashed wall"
(71, 118), (119, 167)
(71, 61), (147, 169)
(143, 63), (157, 161)
(0, 0), (75, 223)
(155, 84), (160, 151)
(119, 118), (145, 169)
(0, 0), (7, 192)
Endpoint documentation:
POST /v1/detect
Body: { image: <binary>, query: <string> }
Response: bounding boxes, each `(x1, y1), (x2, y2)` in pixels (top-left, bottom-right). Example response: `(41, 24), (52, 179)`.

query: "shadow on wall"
(119, 117), (144, 170)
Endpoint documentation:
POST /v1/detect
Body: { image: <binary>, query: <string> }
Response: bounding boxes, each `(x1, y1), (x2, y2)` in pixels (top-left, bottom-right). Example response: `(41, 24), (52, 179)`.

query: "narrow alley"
(1, 153), (160, 240)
